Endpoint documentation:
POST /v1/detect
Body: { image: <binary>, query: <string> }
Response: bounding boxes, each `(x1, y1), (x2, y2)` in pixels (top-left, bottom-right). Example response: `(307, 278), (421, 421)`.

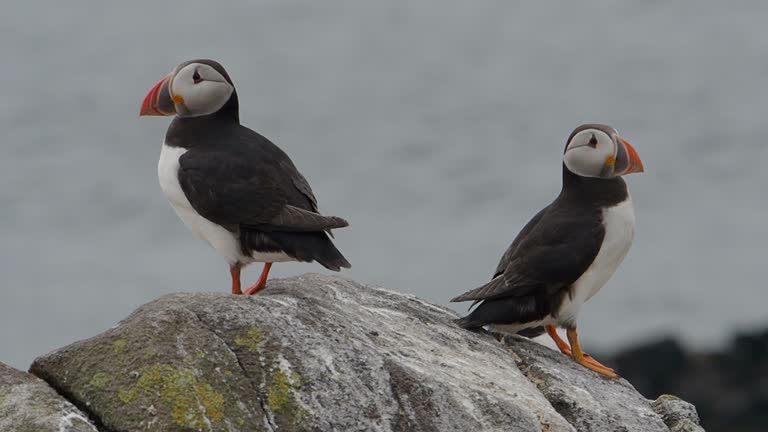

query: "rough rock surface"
(651, 395), (706, 432)
(28, 274), (703, 432)
(0, 361), (97, 432)
(499, 335), (674, 432)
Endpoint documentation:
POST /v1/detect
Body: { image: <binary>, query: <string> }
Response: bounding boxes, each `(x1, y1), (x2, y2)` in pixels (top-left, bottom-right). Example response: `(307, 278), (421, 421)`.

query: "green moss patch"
(268, 370), (303, 413)
(234, 328), (263, 352)
(113, 339), (127, 354)
(118, 364), (224, 429)
(89, 372), (111, 389)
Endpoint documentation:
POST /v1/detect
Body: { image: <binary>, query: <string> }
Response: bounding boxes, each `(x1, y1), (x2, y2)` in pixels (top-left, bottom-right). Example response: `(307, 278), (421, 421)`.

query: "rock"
(0, 361), (97, 432)
(651, 395), (705, 432)
(499, 334), (672, 432)
(28, 274), (702, 432)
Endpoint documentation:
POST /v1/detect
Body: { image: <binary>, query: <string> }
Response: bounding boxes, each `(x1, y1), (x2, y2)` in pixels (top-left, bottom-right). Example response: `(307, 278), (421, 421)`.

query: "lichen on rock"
(25, 274), (704, 432)
(266, 368), (306, 425)
(234, 327), (263, 352)
(88, 372), (111, 390)
(117, 364), (225, 428)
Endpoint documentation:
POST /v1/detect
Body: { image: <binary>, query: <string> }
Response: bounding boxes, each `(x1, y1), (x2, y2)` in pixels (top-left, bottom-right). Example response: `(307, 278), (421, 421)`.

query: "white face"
(563, 128), (617, 178)
(170, 63), (234, 117)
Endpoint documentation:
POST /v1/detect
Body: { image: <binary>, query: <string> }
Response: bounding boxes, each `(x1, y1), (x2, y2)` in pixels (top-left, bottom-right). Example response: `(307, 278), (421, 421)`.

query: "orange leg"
(546, 325), (616, 375)
(545, 325), (572, 354)
(566, 328), (618, 378)
(230, 264), (242, 295)
(244, 263), (273, 295)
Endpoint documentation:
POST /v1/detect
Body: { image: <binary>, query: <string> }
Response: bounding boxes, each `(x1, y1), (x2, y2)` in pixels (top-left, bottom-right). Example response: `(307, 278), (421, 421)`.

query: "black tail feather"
(454, 315), (485, 330)
(517, 326), (545, 338)
(454, 295), (552, 335)
(261, 231), (351, 271)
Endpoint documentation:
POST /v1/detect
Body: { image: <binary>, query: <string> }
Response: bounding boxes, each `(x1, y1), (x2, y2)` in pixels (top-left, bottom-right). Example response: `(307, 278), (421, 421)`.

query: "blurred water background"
(1, 0), (767, 377)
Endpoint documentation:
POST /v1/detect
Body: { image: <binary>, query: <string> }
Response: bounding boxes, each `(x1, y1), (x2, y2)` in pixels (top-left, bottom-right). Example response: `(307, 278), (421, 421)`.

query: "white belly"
(157, 143), (293, 265)
(556, 196), (636, 325)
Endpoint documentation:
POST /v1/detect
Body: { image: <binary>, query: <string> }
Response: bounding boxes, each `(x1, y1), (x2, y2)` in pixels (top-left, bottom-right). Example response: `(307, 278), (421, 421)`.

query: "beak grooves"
(140, 73), (175, 116)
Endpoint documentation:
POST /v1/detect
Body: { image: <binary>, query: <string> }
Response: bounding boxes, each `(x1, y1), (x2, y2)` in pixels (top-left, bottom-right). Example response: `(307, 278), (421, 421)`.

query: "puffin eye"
(588, 134), (598, 148)
(192, 70), (202, 84)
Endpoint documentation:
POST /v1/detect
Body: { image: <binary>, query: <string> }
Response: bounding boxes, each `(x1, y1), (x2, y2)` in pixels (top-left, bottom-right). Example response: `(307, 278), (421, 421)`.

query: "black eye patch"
(193, 70), (202, 83)
(588, 134), (598, 148)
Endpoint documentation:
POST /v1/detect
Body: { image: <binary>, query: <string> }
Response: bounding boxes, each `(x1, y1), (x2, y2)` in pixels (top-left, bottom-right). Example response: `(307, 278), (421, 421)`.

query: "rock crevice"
(0, 361), (99, 432)
(184, 306), (277, 431)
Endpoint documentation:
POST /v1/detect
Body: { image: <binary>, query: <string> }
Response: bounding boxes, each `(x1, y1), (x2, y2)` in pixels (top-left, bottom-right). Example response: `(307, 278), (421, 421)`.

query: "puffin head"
(140, 59), (237, 119)
(563, 124), (644, 178)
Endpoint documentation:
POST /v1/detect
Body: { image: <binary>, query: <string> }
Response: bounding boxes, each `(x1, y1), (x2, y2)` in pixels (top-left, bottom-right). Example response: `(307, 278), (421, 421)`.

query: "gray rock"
(0, 361), (97, 432)
(499, 333), (672, 432)
(28, 274), (702, 432)
(651, 395), (706, 432)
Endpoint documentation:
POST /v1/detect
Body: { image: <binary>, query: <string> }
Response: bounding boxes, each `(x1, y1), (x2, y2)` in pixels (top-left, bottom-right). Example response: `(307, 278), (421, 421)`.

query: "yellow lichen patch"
(234, 328), (263, 352)
(142, 348), (158, 360)
(118, 364), (224, 429)
(656, 394), (679, 402)
(89, 372), (111, 389)
(267, 370), (302, 413)
(290, 372), (302, 389)
(113, 339), (127, 354)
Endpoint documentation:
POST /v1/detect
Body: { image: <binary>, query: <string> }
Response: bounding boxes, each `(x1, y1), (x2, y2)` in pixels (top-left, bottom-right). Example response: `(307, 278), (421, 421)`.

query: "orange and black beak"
(139, 73), (176, 116)
(612, 137), (644, 176)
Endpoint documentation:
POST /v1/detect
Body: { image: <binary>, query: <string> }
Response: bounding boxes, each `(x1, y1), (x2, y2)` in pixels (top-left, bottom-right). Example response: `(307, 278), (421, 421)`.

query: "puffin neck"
(164, 92), (240, 148)
(560, 164), (628, 207)
(206, 89), (239, 123)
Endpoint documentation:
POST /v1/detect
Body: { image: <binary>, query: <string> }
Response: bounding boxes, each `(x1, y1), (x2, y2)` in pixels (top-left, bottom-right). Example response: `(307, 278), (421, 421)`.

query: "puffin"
(451, 124), (644, 378)
(139, 59), (350, 295)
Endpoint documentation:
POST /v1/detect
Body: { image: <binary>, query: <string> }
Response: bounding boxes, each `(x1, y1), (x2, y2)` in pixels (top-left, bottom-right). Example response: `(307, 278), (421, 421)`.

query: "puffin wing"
(259, 205), (348, 232)
(178, 150), (347, 232)
(237, 127), (322, 213)
(233, 126), (346, 236)
(494, 207), (547, 277)
(451, 205), (604, 303)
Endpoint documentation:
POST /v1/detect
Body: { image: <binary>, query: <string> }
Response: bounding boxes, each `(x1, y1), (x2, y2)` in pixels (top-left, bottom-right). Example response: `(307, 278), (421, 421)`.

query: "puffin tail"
(516, 326), (545, 338)
(267, 231), (351, 271)
(453, 315), (484, 330)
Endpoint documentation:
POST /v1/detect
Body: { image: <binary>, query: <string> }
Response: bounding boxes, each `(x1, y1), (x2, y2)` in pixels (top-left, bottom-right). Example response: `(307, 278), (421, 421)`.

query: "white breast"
(556, 195), (636, 325)
(158, 143), (247, 264)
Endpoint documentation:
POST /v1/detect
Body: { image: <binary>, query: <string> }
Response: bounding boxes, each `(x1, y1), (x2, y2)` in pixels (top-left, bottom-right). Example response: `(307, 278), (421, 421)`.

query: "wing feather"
(451, 204), (604, 303)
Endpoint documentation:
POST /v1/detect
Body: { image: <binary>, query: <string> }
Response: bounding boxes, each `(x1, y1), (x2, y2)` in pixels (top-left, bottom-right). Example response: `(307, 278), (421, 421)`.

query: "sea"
(1, 0), (767, 369)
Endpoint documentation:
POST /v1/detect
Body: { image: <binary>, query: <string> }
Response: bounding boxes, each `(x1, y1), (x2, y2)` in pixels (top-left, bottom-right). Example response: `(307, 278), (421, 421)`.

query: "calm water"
(1, 1), (767, 369)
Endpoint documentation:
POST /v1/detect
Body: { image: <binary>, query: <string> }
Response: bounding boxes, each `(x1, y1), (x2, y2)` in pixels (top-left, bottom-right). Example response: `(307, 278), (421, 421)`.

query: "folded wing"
(177, 150), (347, 232)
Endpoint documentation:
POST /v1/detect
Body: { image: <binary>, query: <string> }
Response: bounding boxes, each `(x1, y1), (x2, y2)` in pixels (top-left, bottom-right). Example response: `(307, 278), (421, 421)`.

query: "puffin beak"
(612, 137), (644, 176)
(139, 73), (176, 116)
